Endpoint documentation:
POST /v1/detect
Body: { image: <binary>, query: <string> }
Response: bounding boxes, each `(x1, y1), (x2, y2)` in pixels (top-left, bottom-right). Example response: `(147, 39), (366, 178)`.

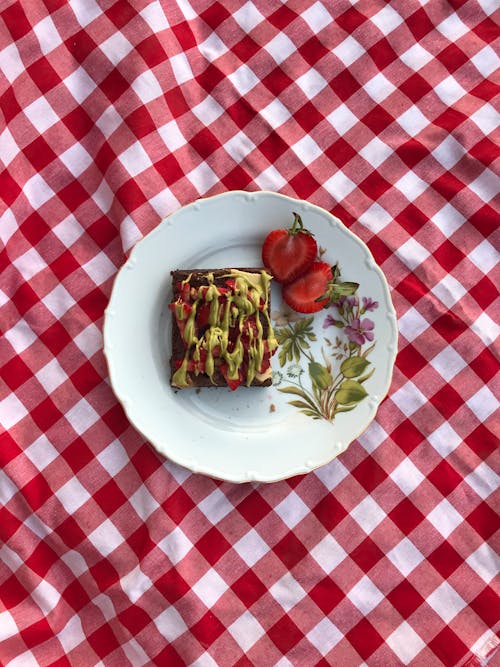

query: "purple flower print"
(345, 318), (375, 346)
(323, 314), (337, 329)
(346, 296), (358, 308)
(362, 296), (379, 312)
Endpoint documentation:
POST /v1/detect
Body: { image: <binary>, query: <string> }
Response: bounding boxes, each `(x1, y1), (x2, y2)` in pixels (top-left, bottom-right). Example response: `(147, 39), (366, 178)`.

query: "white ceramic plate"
(104, 191), (397, 482)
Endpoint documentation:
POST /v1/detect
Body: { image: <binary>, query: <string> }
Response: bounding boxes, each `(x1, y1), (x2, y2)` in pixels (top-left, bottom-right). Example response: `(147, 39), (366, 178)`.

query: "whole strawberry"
(262, 212), (317, 284)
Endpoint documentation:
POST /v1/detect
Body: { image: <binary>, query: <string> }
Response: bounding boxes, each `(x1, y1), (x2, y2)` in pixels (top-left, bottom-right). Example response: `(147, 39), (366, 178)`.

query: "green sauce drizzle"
(172, 270), (277, 388)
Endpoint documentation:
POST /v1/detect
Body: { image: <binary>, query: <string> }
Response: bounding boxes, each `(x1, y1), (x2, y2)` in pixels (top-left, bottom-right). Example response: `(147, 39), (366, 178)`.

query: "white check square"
(431, 203), (465, 237)
(25, 96), (59, 132)
(430, 345), (467, 382)
(254, 165), (286, 190)
(119, 141), (153, 177)
(55, 477), (91, 514)
(234, 529), (268, 567)
(88, 519), (123, 556)
(157, 526), (193, 565)
(270, 572), (306, 612)
(386, 537), (424, 576)
(65, 398), (99, 435)
(467, 386), (498, 422)
(228, 63), (259, 95)
(24, 174), (55, 209)
(291, 135), (322, 166)
(36, 357), (68, 394)
(233, 2), (264, 32)
(310, 534), (347, 573)
(197, 488), (234, 524)
(333, 36), (364, 66)
(0, 43), (24, 84)
(100, 32), (134, 66)
(302, 3), (332, 33)
(398, 306), (429, 343)
(132, 70), (163, 103)
(4, 318), (37, 354)
(192, 569), (228, 608)
(120, 565), (153, 603)
(387, 622), (426, 664)
(396, 237), (430, 270)
(397, 106), (428, 137)
(296, 69), (328, 99)
(59, 143), (93, 177)
(96, 439), (128, 477)
(469, 168), (498, 203)
(351, 496), (386, 534)
(371, 5), (403, 34)
(187, 163), (218, 195)
(140, 2), (169, 31)
(43, 284), (76, 319)
(391, 380), (427, 416)
(0, 394), (28, 430)
(154, 606), (188, 641)
(465, 463), (498, 502)
(274, 491), (310, 528)
(400, 44), (433, 71)
(260, 99), (291, 129)
(69, 0), (101, 27)
(364, 72), (397, 103)
(327, 103), (358, 134)
(357, 202), (392, 234)
(471, 46), (498, 78)
(158, 119), (187, 152)
(82, 253), (116, 285)
(33, 15), (62, 55)
(57, 615), (86, 653)
(466, 543), (499, 583)
(64, 66), (96, 104)
(427, 581), (466, 623)
(192, 96), (225, 125)
(13, 247), (46, 281)
(471, 312), (500, 347)
(468, 239), (498, 274)
(427, 499), (463, 538)
(265, 33), (295, 65)
(307, 618), (342, 654)
(359, 136), (392, 167)
(434, 75), (467, 106)
(394, 171), (428, 201)
(25, 435), (59, 471)
(324, 171), (357, 199)
(436, 14), (469, 40)
(390, 458), (425, 496)
(428, 422), (462, 458)
(228, 611), (265, 652)
(431, 274), (467, 308)
(0, 127), (19, 167)
(224, 131), (256, 162)
(348, 575), (384, 615)
(170, 52), (193, 85)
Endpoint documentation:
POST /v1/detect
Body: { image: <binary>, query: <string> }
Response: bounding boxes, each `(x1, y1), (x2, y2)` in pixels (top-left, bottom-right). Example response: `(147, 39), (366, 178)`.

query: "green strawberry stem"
(290, 212), (314, 236)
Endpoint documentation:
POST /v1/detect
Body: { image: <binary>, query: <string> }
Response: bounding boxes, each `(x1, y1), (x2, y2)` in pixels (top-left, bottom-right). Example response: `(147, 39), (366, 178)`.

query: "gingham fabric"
(1, 0), (499, 665)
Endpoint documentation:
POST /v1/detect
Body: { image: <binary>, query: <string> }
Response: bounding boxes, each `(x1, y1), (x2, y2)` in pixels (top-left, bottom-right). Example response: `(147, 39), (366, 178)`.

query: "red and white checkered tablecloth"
(1, 0), (499, 665)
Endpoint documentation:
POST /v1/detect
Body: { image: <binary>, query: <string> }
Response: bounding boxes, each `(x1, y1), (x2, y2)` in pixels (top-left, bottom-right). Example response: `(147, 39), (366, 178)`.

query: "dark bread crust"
(170, 269), (272, 388)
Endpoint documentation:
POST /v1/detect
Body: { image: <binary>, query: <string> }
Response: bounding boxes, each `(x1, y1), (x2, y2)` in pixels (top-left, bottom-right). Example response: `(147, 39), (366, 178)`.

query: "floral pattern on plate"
(272, 265), (379, 423)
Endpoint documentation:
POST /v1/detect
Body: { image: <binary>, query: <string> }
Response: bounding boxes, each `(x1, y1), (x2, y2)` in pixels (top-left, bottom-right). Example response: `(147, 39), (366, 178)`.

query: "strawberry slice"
(262, 212), (317, 284)
(282, 261), (333, 313)
(220, 362), (243, 391)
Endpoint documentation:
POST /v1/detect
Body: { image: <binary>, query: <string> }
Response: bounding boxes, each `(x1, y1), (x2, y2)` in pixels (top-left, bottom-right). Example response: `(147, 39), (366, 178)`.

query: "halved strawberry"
(282, 261), (333, 313)
(262, 212), (317, 284)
